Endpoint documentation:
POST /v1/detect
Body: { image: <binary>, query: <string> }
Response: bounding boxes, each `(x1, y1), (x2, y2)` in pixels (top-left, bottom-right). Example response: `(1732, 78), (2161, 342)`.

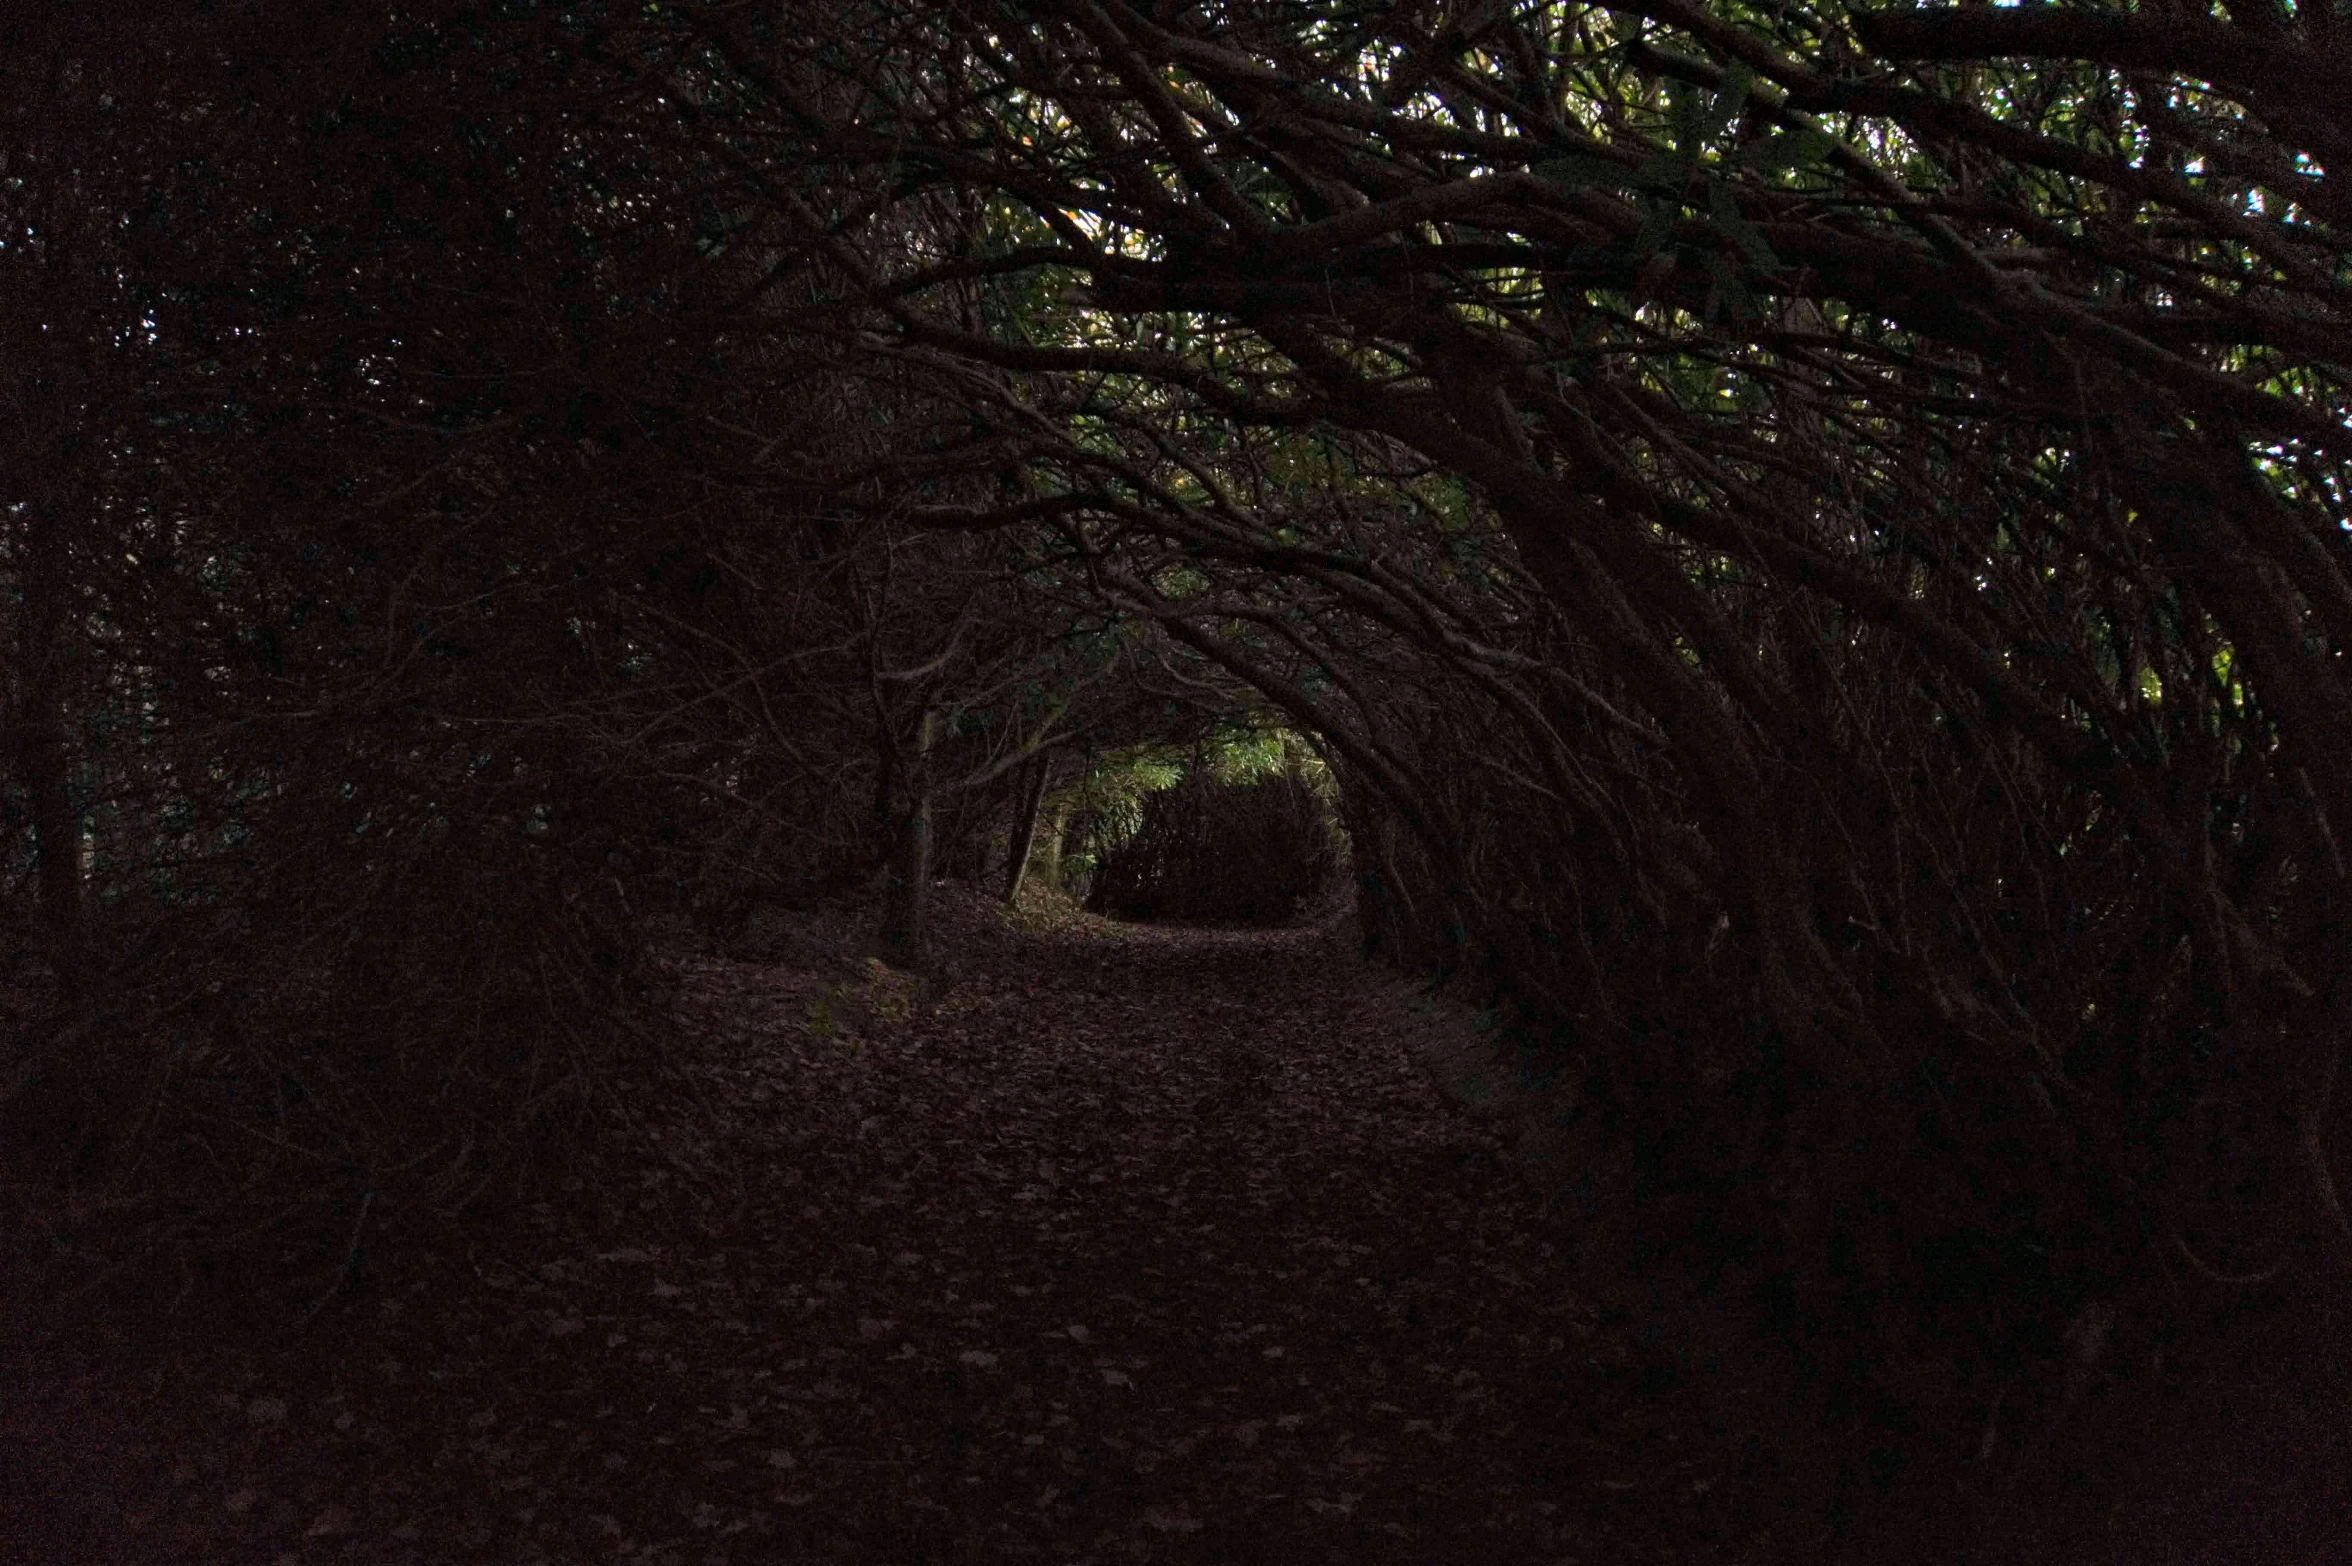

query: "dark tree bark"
(1033, 799), (1071, 892)
(1000, 753), (1052, 904)
(880, 706), (936, 967)
(10, 512), (81, 998)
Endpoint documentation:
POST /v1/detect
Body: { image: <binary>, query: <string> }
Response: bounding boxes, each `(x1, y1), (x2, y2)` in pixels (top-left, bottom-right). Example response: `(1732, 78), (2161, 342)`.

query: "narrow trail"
(7, 893), (1789, 1564)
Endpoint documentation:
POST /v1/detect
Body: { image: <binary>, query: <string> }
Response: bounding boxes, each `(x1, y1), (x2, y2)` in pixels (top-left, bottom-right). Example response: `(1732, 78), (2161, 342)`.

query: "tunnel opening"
(1078, 743), (1346, 928)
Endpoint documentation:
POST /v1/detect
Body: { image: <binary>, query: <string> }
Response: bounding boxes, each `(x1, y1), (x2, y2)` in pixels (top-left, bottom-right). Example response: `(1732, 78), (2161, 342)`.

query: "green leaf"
(1701, 64), (1755, 143)
(1634, 148), (1694, 192)
(1697, 252), (1757, 322)
(1533, 153), (1629, 191)
(1666, 82), (1705, 150)
(1709, 182), (1780, 271)
(1750, 123), (1834, 176)
(1629, 204), (1676, 260)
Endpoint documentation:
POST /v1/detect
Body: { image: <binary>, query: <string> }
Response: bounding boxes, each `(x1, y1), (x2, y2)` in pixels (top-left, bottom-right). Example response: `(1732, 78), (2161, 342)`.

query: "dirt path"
(5, 894), (1792, 1564)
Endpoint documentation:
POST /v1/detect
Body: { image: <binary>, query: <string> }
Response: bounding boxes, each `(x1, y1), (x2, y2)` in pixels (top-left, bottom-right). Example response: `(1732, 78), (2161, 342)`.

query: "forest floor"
(2, 882), (1855, 1565)
(11, 882), (2345, 1565)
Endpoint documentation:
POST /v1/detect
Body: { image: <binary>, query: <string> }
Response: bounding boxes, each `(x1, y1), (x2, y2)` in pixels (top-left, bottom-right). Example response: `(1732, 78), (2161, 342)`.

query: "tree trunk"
(1000, 753), (1052, 903)
(879, 706), (935, 968)
(1032, 799), (1071, 891)
(10, 513), (81, 996)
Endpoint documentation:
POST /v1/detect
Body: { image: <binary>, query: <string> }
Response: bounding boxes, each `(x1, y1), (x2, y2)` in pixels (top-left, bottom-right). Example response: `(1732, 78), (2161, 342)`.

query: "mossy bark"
(1001, 754), (1052, 903)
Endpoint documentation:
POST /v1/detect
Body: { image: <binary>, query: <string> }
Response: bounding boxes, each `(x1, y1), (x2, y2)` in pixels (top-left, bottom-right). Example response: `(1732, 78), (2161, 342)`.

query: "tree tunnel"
(5, 1), (2349, 1542)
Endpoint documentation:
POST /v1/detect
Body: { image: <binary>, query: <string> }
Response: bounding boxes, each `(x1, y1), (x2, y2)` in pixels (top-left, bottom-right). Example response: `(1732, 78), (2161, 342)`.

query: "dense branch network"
(689, 0), (2352, 1319)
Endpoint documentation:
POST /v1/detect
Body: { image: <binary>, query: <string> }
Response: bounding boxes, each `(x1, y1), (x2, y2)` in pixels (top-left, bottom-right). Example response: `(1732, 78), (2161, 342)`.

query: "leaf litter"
(12, 884), (1795, 1563)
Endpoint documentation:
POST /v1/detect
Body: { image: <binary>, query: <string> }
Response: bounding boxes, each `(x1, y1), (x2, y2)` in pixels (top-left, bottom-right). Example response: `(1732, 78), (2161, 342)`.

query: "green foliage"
(1052, 747), (1185, 891)
(1051, 720), (1326, 891)
(1088, 767), (1342, 926)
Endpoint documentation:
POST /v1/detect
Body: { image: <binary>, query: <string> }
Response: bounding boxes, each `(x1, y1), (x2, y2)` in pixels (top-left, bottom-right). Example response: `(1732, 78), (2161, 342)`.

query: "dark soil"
(2, 886), (2341, 1563)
